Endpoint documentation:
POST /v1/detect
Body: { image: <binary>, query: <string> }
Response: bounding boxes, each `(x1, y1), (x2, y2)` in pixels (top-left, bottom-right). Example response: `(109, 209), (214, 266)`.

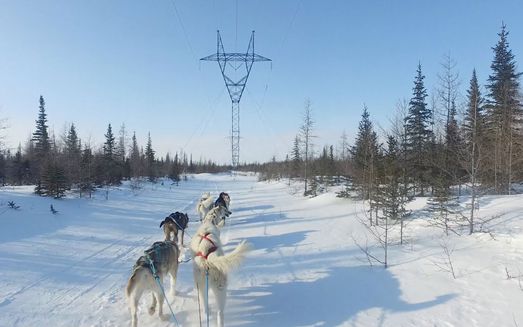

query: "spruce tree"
(129, 132), (141, 178)
(145, 132), (156, 182)
(445, 100), (464, 188)
(64, 123), (81, 186)
(351, 105), (379, 201)
(462, 69), (484, 234)
(32, 96), (51, 160)
(404, 63), (433, 195)
(169, 153), (181, 185)
(103, 124), (115, 159)
(377, 136), (410, 244)
(41, 160), (68, 198)
(485, 23), (522, 194)
(291, 135), (301, 178)
(102, 124), (121, 185)
(79, 145), (95, 198)
(32, 96), (51, 194)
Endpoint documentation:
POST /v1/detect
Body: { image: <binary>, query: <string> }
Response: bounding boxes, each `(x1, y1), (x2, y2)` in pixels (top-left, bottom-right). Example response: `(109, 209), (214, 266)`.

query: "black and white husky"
(190, 220), (250, 327)
(126, 241), (180, 327)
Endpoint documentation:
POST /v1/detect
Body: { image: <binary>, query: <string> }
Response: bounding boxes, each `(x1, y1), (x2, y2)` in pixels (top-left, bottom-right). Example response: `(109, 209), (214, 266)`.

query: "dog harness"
(196, 233), (217, 260)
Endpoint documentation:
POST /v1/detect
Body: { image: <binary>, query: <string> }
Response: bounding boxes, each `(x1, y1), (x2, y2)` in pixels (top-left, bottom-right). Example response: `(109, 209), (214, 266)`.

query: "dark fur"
(159, 212), (189, 245)
(214, 192), (230, 209)
(214, 192), (232, 220)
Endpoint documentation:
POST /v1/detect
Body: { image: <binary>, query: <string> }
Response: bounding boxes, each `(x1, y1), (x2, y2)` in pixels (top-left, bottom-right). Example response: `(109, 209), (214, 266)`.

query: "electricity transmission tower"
(201, 30), (271, 167)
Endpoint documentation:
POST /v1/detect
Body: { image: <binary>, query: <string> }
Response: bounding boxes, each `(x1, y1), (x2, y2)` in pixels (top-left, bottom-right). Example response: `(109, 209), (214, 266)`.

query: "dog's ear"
(160, 220), (165, 228)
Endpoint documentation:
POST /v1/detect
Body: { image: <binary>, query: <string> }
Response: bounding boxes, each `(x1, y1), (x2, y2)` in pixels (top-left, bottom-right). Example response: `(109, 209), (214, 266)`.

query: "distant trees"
(1, 24), (522, 214)
(0, 97), (229, 197)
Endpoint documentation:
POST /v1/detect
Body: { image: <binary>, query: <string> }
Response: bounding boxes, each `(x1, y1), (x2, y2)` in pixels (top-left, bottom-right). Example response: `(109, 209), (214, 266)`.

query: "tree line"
(0, 96), (228, 198)
(256, 24), (522, 235)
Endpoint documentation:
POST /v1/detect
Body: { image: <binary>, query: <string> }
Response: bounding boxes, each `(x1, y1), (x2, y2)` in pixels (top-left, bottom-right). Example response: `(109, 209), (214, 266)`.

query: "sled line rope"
(145, 254), (180, 327)
(205, 269), (210, 327)
(197, 279), (203, 327)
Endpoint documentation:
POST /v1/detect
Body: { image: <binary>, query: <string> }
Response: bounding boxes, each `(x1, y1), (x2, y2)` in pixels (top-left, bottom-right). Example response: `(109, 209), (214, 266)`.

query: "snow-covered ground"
(0, 173), (522, 326)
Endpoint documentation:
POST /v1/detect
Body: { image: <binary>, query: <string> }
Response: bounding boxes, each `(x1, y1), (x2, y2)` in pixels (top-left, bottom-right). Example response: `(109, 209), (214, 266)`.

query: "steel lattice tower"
(201, 30), (271, 167)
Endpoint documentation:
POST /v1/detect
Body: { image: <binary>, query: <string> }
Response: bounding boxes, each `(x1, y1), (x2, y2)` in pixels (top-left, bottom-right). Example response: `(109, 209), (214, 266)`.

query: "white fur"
(191, 221), (250, 327)
(196, 192), (214, 221)
(202, 206), (229, 228)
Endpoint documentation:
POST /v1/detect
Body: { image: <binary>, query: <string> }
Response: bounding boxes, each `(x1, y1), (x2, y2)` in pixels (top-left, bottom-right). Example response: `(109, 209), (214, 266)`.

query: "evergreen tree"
(129, 132), (141, 178)
(145, 132), (156, 182)
(64, 123), (81, 186)
(485, 23), (522, 194)
(169, 153), (181, 185)
(79, 145), (95, 198)
(32, 95), (51, 160)
(445, 100), (464, 188)
(41, 160), (68, 198)
(10, 144), (27, 185)
(32, 96), (51, 194)
(351, 105), (379, 201)
(462, 69), (485, 233)
(103, 124), (115, 159)
(377, 136), (410, 244)
(404, 63), (433, 195)
(291, 135), (301, 178)
(102, 124), (121, 185)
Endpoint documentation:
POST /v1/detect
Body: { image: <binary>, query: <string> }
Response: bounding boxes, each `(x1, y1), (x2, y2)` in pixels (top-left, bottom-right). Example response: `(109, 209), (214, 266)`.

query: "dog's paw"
(148, 306), (156, 315)
(160, 314), (170, 321)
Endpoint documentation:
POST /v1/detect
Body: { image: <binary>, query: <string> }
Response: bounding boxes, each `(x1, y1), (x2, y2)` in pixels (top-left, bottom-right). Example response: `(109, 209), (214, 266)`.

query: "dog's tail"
(126, 268), (139, 298)
(207, 240), (251, 274)
(126, 266), (152, 299)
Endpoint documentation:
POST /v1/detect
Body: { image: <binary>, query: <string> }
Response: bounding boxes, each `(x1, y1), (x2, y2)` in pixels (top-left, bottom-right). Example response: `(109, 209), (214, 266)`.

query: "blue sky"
(0, 0), (521, 164)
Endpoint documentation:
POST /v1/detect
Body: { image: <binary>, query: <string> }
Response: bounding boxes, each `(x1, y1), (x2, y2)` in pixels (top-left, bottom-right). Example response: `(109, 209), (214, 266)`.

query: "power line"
(201, 31), (271, 167)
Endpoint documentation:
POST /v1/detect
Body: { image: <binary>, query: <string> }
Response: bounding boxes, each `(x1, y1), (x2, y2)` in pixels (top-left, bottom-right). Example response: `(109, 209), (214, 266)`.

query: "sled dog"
(191, 220), (250, 327)
(197, 192), (214, 222)
(214, 192), (231, 210)
(159, 212), (189, 245)
(126, 241), (179, 327)
(203, 205), (230, 228)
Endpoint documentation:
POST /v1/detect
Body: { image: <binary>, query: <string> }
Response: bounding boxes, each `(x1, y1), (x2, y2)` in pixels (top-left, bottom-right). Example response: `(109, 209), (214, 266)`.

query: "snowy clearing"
(0, 173), (522, 326)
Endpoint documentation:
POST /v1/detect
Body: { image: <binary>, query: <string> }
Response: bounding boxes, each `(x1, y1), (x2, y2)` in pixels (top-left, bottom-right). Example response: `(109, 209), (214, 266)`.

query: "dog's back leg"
(193, 265), (207, 317)
(214, 284), (227, 327)
(169, 269), (178, 299)
(154, 279), (169, 321)
(127, 279), (145, 327)
(148, 293), (157, 315)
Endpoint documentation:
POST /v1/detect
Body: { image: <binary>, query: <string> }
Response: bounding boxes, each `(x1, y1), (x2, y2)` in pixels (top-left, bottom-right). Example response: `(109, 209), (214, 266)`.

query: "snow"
(0, 173), (522, 326)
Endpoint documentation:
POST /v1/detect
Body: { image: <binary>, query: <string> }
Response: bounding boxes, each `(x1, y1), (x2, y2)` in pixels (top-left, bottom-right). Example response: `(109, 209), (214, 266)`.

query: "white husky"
(190, 220), (250, 327)
(196, 192), (214, 221)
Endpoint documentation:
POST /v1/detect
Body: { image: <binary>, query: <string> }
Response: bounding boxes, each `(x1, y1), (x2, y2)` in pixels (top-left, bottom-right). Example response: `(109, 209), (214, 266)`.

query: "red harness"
(196, 233), (218, 260)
